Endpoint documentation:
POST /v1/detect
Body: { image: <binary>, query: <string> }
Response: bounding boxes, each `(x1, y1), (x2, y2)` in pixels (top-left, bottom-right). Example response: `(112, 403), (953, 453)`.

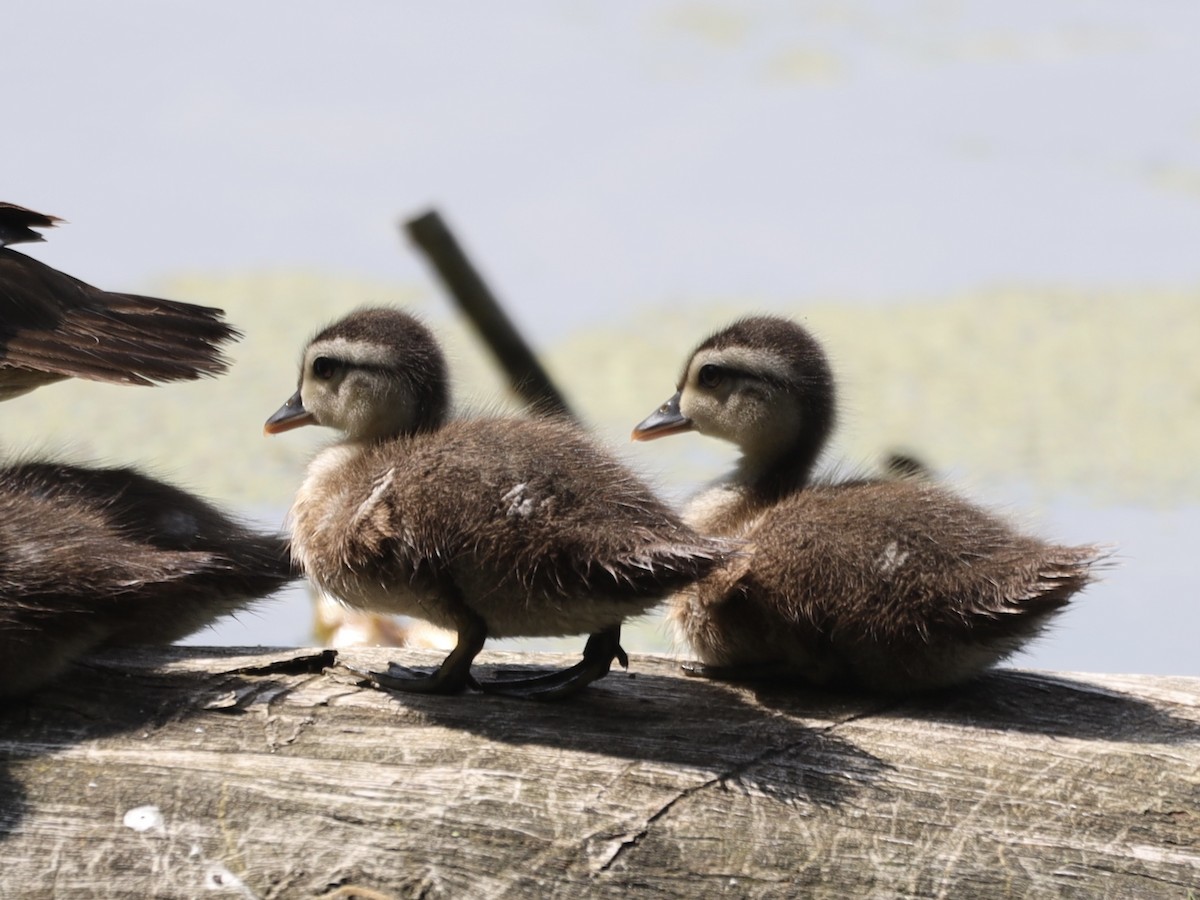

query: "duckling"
(312, 588), (456, 650)
(0, 460), (297, 698)
(632, 315), (1106, 693)
(0, 202), (237, 401)
(265, 307), (725, 699)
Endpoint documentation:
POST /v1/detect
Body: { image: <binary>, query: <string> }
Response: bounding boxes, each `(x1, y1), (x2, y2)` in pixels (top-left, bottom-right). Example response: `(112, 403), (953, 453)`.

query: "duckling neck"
(735, 447), (814, 503)
(734, 418), (829, 504)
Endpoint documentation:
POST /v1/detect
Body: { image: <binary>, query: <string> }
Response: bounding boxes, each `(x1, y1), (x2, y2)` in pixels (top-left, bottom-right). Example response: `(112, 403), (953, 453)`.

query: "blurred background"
(4, 1), (1197, 675)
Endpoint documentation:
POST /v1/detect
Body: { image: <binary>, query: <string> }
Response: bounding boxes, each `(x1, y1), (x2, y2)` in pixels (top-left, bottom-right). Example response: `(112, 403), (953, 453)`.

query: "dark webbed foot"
(365, 607), (487, 695)
(479, 625), (628, 701)
(365, 657), (478, 695)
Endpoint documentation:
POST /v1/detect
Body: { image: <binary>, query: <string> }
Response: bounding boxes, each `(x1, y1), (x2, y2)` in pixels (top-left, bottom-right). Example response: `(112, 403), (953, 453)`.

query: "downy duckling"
(265, 307), (725, 700)
(0, 461), (297, 698)
(632, 315), (1106, 693)
(0, 202), (237, 400)
(312, 588), (456, 650)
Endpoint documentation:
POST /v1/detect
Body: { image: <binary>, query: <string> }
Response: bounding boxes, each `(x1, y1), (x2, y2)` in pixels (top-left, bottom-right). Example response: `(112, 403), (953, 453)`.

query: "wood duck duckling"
(632, 315), (1107, 694)
(0, 461), (297, 698)
(312, 589), (455, 650)
(264, 307), (726, 700)
(0, 202), (238, 401)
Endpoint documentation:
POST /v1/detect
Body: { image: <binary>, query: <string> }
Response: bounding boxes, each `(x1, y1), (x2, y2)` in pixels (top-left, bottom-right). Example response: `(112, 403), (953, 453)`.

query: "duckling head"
(633, 315), (836, 491)
(264, 307), (449, 441)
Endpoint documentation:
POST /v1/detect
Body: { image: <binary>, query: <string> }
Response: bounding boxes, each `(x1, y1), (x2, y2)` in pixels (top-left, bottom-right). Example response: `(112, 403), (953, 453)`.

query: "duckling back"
(674, 478), (1105, 693)
(0, 462), (295, 698)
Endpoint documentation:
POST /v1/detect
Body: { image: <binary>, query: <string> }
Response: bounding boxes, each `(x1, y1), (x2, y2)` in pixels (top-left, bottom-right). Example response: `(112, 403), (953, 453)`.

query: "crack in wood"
(593, 702), (896, 876)
(226, 649), (339, 677)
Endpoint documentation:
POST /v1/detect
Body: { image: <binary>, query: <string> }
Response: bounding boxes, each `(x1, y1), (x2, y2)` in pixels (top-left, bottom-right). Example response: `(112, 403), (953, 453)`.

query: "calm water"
(5, 2), (1198, 676)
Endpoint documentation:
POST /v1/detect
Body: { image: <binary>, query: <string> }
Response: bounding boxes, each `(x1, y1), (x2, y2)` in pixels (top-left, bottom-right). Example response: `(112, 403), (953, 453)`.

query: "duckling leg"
(478, 624), (628, 700)
(366, 590), (488, 695)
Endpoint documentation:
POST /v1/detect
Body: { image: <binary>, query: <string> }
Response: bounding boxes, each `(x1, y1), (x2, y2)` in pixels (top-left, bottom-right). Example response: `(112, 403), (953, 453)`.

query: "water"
(4, 2), (1198, 676)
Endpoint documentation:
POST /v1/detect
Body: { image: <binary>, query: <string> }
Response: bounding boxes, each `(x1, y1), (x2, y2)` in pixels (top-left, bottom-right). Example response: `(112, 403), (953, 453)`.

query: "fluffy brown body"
(292, 416), (719, 640)
(0, 462), (296, 698)
(0, 202), (237, 400)
(675, 478), (1100, 692)
(634, 315), (1106, 694)
(268, 307), (725, 698)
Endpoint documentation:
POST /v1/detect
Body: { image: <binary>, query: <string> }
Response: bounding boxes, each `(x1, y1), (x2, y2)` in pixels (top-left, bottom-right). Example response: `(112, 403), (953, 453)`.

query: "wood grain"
(0, 647), (1196, 898)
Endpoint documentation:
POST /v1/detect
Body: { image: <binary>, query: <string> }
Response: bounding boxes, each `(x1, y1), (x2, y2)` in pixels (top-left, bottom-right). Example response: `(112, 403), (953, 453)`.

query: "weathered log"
(0, 647), (1196, 898)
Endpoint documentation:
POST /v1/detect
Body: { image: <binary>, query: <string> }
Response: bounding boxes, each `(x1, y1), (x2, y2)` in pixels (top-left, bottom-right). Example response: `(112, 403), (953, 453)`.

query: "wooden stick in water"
(404, 209), (575, 420)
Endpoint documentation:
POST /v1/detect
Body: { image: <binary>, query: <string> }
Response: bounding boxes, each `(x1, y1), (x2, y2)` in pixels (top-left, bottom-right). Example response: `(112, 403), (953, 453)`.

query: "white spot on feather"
(11, 540), (48, 566)
(877, 540), (910, 575)
(354, 467), (395, 523)
(501, 483), (536, 518)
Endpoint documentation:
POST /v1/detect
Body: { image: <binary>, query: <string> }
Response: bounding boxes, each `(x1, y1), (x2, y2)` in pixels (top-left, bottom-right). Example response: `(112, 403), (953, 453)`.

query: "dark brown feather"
(0, 202), (62, 247)
(0, 462), (297, 698)
(0, 205), (239, 399)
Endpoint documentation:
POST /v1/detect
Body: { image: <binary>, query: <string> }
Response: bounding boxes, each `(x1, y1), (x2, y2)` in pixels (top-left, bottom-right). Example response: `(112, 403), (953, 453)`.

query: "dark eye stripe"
(698, 363), (767, 387)
(311, 357), (397, 380)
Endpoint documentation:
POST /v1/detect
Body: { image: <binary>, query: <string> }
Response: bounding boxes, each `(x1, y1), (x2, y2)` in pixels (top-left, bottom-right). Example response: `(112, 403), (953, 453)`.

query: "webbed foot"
(479, 625), (627, 700)
(365, 659), (480, 695)
(361, 609), (487, 695)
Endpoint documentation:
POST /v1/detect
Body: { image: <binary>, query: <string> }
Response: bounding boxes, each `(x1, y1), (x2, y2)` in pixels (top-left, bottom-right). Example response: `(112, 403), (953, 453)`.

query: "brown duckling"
(0, 460), (297, 698)
(265, 307), (725, 700)
(632, 315), (1106, 693)
(0, 202), (237, 401)
(312, 589), (455, 650)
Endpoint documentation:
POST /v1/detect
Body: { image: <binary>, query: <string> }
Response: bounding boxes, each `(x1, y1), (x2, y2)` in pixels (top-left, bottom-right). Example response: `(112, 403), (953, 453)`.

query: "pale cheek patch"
(306, 336), (392, 369)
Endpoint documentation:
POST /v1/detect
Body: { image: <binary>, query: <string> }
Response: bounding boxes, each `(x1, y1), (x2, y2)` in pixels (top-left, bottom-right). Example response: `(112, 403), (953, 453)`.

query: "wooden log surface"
(0, 646), (1196, 899)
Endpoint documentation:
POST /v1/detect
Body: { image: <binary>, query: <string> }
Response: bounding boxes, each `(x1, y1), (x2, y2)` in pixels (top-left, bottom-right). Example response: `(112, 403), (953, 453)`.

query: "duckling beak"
(631, 391), (694, 441)
(264, 390), (316, 435)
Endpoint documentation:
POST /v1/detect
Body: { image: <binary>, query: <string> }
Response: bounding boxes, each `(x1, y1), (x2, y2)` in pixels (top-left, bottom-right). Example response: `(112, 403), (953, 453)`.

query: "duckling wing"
(449, 419), (729, 594)
(0, 248), (238, 387)
(749, 480), (1104, 643)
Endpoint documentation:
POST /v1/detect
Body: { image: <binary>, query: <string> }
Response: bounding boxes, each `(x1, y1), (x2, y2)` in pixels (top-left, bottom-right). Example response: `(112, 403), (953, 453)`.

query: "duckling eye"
(312, 356), (340, 380)
(698, 364), (725, 389)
